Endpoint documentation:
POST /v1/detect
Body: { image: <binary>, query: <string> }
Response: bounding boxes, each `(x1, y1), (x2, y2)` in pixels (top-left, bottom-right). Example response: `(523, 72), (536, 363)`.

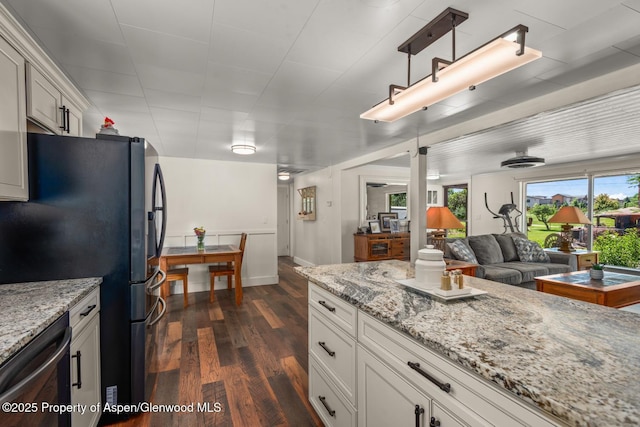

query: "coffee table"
(535, 271), (640, 308)
(444, 259), (478, 277)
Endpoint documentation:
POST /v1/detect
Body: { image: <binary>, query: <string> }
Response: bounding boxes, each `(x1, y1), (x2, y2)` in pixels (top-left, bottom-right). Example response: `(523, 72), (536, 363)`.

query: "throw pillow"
(447, 240), (478, 264)
(493, 234), (519, 262)
(468, 235), (504, 265)
(512, 236), (550, 263)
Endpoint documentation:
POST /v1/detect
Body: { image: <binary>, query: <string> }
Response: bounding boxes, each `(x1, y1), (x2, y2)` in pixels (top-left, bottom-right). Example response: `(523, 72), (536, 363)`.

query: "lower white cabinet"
(358, 346), (433, 427)
(308, 283), (562, 427)
(70, 288), (101, 427)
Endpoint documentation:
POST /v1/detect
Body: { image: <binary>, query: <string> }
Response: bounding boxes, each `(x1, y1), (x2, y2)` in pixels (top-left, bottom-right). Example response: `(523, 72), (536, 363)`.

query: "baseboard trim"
(293, 256), (315, 267)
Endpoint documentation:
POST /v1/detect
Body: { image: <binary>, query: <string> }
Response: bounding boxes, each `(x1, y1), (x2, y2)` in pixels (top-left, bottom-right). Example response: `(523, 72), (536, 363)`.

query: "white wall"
(159, 157), (278, 294)
(291, 167), (341, 267)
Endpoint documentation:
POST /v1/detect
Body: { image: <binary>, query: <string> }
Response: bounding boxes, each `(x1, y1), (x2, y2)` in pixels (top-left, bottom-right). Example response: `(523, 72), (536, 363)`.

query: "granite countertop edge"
(0, 277), (102, 366)
(295, 261), (640, 427)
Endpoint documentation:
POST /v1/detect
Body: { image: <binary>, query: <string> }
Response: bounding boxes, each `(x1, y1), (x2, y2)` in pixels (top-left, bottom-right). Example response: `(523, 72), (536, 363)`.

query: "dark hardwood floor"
(107, 257), (322, 427)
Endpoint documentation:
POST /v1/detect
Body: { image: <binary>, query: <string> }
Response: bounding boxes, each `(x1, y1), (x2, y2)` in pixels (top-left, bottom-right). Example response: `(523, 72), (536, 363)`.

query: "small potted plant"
(590, 263), (604, 280)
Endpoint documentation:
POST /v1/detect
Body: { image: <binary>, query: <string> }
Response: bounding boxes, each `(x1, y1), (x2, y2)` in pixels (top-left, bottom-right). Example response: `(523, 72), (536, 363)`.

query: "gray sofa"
(444, 233), (574, 289)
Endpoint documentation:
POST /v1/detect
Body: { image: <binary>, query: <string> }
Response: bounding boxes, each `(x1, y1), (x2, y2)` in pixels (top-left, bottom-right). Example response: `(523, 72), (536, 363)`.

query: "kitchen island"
(0, 277), (102, 365)
(296, 260), (640, 427)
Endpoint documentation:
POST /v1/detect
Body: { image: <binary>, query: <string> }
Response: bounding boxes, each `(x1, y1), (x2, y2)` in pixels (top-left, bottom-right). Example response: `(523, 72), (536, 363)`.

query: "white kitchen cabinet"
(26, 63), (82, 137)
(358, 346), (434, 427)
(308, 284), (358, 426)
(307, 282), (563, 427)
(0, 35), (28, 201)
(70, 288), (101, 427)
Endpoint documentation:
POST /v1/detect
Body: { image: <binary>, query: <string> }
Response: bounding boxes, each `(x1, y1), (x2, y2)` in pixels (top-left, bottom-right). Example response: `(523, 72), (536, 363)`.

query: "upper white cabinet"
(27, 63), (82, 137)
(0, 35), (27, 201)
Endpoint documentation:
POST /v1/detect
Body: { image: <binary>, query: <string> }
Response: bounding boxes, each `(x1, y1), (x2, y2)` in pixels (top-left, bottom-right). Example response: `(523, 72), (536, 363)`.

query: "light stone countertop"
(0, 277), (102, 365)
(295, 260), (640, 427)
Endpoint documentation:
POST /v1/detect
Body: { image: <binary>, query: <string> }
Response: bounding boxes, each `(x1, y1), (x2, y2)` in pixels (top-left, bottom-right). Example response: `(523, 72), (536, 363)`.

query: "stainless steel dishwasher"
(0, 313), (71, 427)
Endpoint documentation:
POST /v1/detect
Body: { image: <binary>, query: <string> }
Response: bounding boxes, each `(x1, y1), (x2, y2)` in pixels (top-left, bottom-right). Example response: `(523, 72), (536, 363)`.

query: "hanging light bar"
(361, 18), (542, 123)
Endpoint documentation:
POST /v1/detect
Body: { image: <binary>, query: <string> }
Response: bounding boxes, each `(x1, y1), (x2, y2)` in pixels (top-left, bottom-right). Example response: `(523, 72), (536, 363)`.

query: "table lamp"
(548, 206), (592, 252)
(426, 206), (464, 252)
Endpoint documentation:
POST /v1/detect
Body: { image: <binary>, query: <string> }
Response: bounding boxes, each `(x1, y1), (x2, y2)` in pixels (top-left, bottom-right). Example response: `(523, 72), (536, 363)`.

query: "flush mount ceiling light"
(231, 144), (256, 155)
(500, 151), (545, 168)
(278, 171), (290, 181)
(361, 8), (542, 122)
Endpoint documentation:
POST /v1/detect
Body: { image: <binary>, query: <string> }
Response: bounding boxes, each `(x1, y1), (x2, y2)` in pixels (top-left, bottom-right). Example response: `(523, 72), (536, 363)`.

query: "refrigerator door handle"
(151, 164), (167, 258)
(148, 297), (166, 327)
(147, 269), (166, 293)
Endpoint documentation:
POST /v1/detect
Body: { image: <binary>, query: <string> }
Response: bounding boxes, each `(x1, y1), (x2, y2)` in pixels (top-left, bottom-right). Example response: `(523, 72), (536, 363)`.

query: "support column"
(410, 146), (427, 263)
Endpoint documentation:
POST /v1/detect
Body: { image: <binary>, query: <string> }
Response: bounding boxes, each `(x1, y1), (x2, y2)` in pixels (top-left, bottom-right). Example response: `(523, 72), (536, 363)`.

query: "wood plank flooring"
(107, 257), (322, 427)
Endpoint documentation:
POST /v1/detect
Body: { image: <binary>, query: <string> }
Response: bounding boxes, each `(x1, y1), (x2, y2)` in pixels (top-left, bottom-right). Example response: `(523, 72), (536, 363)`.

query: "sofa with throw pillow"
(444, 233), (574, 289)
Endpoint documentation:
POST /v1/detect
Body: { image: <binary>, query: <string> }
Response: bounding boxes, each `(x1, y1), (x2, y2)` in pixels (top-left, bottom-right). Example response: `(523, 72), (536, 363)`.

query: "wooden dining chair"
(166, 267), (189, 307)
(208, 233), (247, 302)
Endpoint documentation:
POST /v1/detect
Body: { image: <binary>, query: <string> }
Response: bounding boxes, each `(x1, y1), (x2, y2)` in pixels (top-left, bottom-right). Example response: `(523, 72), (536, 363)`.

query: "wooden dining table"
(159, 245), (243, 305)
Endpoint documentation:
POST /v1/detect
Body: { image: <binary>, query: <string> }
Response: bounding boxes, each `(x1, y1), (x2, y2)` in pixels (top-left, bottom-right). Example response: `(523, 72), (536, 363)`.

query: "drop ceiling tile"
(27, 26), (136, 75)
(510, 0), (617, 30)
(149, 107), (200, 124)
(83, 89), (150, 114)
(136, 64), (205, 96)
(63, 65), (144, 97)
(212, 0), (317, 42)
(539, 5), (640, 63)
(199, 106), (249, 124)
(120, 25), (208, 74)
(143, 88), (201, 113)
(3, 0), (124, 45)
(111, 0), (214, 43)
(203, 62), (271, 97)
(208, 23), (290, 75)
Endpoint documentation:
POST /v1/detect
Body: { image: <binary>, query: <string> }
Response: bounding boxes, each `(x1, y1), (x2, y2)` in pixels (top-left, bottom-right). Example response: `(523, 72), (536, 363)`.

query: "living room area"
(289, 64), (640, 312)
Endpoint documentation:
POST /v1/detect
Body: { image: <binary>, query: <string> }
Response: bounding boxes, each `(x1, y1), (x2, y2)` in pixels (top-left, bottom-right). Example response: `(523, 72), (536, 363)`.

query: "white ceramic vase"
(590, 269), (604, 280)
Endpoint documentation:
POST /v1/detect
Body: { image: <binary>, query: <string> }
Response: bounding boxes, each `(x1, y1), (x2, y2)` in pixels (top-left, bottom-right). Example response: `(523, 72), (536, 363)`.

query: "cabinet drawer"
(310, 307), (357, 406)
(70, 287), (100, 333)
(309, 358), (356, 427)
(358, 312), (560, 427)
(309, 283), (357, 337)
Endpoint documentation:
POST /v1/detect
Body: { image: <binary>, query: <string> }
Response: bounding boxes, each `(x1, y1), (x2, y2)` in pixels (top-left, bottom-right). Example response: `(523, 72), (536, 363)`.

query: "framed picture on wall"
(369, 220), (381, 234)
(378, 212), (398, 232)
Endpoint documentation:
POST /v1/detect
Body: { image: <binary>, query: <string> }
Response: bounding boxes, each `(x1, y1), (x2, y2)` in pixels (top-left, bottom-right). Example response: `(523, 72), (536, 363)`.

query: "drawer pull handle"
(415, 404), (424, 427)
(318, 341), (335, 357)
(80, 304), (97, 317)
(318, 300), (336, 313)
(430, 416), (441, 427)
(318, 395), (336, 417)
(408, 361), (451, 393)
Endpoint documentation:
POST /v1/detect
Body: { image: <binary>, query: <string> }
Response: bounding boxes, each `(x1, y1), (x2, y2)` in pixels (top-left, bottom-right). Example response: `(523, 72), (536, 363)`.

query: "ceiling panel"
(4, 0), (640, 181)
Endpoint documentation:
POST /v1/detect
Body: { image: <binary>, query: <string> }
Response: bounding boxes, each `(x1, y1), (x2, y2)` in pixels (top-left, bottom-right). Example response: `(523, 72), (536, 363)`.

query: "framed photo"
(368, 220), (381, 234)
(378, 212), (398, 232)
(389, 219), (400, 233)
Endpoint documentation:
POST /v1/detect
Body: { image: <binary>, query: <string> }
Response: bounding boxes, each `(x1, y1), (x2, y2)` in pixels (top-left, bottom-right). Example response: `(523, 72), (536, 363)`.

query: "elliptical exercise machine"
(484, 192), (523, 234)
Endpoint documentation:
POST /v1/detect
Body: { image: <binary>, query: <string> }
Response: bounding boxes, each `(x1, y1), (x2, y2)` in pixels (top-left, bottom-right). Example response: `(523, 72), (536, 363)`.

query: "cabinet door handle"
(408, 361), (451, 393)
(72, 350), (82, 389)
(318, 300), (336, 313)
(415, 404), (424, 427)
(318, 396), (336, 417)
(59, 105), (66, 130)
(65, 107), (71, 133)
(318, 341), (335, 357)
(80, 304), (97, 317)
(430, 416), (441, 427)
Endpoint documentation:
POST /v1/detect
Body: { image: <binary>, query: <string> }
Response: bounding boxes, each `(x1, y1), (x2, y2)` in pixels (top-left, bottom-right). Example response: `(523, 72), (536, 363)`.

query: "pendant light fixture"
(361, 8), (542, 122)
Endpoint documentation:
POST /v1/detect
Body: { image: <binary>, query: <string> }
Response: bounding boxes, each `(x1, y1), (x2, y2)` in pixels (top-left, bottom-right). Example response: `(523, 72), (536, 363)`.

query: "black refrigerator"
(0, 133), (167, 424)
